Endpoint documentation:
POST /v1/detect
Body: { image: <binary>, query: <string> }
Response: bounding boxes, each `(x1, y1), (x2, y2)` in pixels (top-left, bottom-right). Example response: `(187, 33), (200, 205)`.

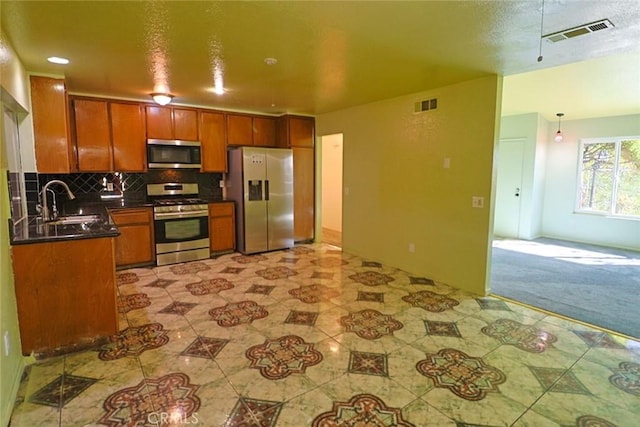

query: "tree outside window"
(578, 137), (640, 217)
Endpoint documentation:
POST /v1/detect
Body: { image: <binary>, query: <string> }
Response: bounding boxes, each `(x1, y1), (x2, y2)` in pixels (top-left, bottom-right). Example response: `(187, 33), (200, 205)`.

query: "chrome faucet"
(41, 180), (75, 221)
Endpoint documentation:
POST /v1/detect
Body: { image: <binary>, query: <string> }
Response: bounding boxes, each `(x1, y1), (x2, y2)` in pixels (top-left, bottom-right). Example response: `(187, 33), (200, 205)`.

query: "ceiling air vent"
(543, 19), (614, 43)
(414, 98), (438, 113)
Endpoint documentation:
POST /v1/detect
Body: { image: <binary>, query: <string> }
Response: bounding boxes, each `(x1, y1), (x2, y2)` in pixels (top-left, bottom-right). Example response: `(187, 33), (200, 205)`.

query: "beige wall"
(0, 31), (27, 427)
(321, 133), (343, 232)
(0, 31), (29, 111)
(316, 75), (502, 295)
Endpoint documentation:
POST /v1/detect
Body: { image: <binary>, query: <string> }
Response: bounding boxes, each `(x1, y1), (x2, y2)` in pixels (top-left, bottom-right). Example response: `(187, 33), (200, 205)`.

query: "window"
(577, 137), (640, 218)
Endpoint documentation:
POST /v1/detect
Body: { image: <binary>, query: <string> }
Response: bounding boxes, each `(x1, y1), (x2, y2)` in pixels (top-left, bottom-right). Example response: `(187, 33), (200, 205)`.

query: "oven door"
(154, 211), (209, 264)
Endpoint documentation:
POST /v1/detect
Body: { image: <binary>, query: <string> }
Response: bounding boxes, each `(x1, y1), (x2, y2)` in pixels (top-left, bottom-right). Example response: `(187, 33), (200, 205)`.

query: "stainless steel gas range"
(147, 183), (209, 266)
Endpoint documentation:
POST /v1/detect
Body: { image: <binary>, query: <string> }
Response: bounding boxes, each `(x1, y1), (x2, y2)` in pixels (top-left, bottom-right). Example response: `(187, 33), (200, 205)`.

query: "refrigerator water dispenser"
(248, 180), (263, 201)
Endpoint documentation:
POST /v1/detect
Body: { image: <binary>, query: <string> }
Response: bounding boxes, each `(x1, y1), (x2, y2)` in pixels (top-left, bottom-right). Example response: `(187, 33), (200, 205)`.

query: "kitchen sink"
(47, 214), (102, 225)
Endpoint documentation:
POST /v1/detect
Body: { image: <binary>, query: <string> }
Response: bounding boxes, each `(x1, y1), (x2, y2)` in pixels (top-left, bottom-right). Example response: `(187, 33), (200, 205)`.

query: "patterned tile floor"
(10, 244), (640, 426)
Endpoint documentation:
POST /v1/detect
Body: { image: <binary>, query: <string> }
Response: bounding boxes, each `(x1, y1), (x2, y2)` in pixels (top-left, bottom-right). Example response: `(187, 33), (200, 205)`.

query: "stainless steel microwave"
(147, 139), (202, 169)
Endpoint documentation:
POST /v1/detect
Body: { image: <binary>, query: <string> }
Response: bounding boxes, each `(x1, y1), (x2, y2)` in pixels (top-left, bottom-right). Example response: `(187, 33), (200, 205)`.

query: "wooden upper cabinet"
(289, 116), (315, 147)
(73, 99), (113, 172)
(111, 103), (146, 172)
(226, 114), (253, 146)
(145, 105), (198, 140)
(173, 108), (198, 140)
(226, 114), (276, 147)
(276, 115), (315, 148)
(145, 106), (173, 139)
(30, 76), (75, 173)
(253, 117), (276, 147)
(199, 111), (227, 172)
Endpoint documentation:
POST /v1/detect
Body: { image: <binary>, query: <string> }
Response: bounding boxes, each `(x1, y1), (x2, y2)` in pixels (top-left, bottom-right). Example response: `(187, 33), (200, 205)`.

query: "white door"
(494, 138), (524, 238)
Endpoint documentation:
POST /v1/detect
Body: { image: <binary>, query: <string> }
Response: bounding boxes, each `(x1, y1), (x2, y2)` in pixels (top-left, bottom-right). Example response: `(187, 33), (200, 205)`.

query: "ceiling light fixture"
(47, 56), (70, 65)
(151, 93), (173, 106)
(554, 113), (565, 142)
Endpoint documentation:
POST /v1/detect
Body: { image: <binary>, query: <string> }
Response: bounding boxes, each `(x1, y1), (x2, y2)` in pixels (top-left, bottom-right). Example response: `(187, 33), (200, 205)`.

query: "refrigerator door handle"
(265, 180), (270, 201)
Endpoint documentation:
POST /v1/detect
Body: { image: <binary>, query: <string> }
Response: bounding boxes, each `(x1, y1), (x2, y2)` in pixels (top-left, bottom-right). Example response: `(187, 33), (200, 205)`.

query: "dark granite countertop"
(10, 211), (119, 245)
(9, 197), (143, 245)
(9, 195), (230, 245)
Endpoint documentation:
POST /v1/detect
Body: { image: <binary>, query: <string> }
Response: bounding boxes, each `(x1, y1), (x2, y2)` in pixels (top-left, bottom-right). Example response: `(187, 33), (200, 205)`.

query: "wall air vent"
(414, 98), (438, 113)
(543, 19), (614, 43)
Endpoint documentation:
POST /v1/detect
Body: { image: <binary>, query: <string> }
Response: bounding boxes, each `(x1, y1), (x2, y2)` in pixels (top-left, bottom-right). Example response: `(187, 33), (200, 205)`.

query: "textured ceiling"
(1, 0), (640, 118)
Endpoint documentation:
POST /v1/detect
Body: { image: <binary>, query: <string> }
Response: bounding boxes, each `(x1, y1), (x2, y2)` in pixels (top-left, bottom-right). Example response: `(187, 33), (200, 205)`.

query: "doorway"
(494, 138), (525, 238)
(320, 133), (343, 247)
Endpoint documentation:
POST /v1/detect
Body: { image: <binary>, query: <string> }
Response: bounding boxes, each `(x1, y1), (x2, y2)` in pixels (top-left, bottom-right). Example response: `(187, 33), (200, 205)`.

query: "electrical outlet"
(106, 182), (114, 191)
(443, 158), (451, 169)
(219, 180), (225, 188)
(409, 243), (415, 253)
(472, 196), (484, 208)
(4, 331), (9, 356)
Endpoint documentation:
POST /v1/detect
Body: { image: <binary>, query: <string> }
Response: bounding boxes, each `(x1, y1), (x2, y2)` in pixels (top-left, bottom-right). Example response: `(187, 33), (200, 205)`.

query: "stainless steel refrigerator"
(227, 147), (294, 254)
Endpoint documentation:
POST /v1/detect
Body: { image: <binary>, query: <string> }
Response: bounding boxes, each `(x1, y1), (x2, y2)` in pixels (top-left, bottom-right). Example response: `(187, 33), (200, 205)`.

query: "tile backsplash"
(38, 173), (147, 195)
(18, 171), (222, 216)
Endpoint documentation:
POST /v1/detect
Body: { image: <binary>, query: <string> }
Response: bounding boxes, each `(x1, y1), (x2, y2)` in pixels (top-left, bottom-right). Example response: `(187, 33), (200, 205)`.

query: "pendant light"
(537, 0), (546, 62)
(554, 113), (564, 142)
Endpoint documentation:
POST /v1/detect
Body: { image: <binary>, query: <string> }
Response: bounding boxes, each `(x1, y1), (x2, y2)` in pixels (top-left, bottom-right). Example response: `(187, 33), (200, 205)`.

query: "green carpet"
(490, 237), (640, 339)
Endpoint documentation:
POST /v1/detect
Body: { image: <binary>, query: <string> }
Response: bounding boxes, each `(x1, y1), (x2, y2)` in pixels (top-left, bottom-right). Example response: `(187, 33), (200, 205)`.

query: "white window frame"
(576, 136), (640, 219)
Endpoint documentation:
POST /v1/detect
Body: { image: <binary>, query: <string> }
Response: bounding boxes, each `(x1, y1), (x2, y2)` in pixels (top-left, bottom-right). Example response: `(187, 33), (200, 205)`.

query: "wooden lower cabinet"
(12, 237), (117, 355)
(109, 208), (155, 267)
(209, 202), (235, 253)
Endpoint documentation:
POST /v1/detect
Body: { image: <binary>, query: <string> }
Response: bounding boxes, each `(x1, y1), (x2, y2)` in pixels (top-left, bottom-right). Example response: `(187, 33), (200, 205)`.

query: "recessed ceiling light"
(47, 56), (70, 65)
(206, 87), (225, 95)
(264, 57), (277, 66)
